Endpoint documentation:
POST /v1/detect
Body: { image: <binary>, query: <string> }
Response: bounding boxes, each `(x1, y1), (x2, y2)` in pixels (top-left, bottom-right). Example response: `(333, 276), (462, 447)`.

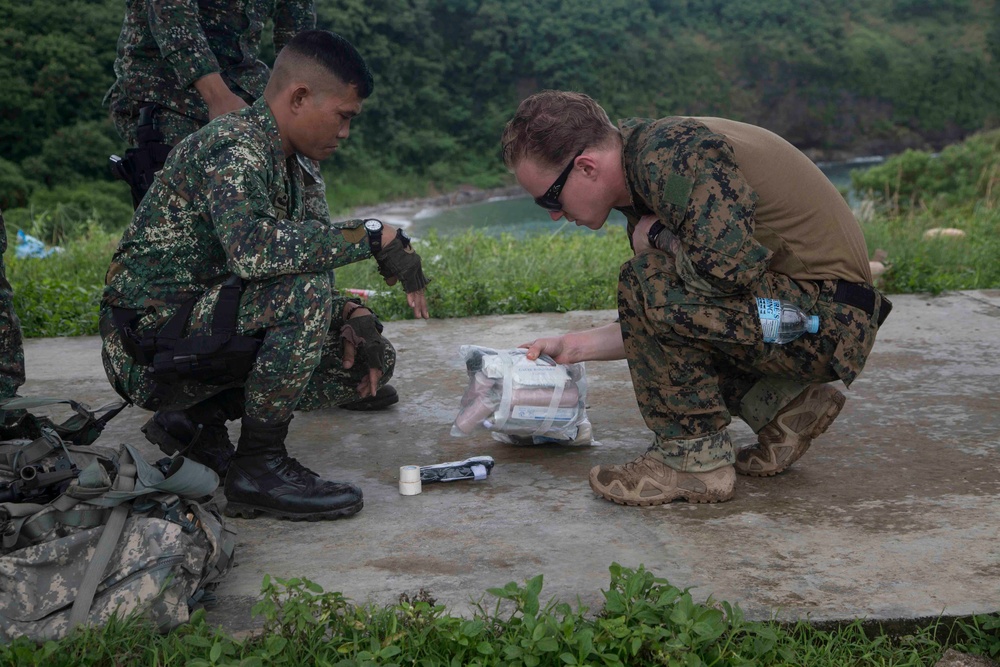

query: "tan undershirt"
(694, 117), (872, 284)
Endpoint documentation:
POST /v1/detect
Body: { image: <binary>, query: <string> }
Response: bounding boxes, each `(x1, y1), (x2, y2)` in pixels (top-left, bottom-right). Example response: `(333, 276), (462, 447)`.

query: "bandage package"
(451, 346), (592, 445)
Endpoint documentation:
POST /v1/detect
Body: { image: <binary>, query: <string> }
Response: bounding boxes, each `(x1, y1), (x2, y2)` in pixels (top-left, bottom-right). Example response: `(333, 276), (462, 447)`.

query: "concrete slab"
(19, 290), (1000, 630)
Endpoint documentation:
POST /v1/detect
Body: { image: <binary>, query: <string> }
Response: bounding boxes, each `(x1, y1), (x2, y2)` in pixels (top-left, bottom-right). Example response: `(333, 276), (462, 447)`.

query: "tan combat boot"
(735, 383), (845, 477)
(589, 454), (735, 505)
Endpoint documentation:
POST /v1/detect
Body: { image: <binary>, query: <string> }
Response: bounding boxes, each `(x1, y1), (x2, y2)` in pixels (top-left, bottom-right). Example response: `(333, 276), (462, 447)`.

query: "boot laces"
(274, 455), (320, 484)
(621, 455), (653, 473)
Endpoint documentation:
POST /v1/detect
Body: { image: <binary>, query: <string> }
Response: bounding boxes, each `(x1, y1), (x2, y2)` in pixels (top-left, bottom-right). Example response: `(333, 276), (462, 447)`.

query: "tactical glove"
(375, 232), (429, 292)
(340, 314), (387, 371)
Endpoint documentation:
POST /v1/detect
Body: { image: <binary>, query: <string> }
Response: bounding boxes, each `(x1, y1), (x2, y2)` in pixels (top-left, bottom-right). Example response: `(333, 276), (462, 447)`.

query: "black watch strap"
(365, 220), (383, 255)
(647, 221), (666, 249)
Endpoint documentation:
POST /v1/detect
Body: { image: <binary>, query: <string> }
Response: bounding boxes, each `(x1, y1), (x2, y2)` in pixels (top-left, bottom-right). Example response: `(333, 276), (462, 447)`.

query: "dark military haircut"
(282, 30), (374, 99)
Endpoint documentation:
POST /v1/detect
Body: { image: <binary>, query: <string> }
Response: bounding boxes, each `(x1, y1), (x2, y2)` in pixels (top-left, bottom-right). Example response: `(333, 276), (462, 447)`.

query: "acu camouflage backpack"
(0, 397), (236, 642)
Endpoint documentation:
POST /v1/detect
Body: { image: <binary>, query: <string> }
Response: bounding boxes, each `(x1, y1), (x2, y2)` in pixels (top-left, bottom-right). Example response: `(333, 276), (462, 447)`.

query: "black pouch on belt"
(150, 276), (262, 386)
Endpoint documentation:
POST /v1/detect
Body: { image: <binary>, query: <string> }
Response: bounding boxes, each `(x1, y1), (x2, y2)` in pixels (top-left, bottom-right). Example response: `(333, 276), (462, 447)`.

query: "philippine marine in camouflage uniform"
(502, 91), (890, 505)
(106, 0), (333, 222)
(0, 210), (25, 401)
(101, 31), (430, 521)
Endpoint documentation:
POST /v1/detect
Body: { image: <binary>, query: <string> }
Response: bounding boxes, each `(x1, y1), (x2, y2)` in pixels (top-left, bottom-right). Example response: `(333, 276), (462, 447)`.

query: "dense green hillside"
(1, 0), (998, 212)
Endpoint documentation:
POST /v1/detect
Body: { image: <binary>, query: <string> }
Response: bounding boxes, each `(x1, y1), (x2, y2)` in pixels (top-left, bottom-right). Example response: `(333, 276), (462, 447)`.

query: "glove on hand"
(375, 234), (429, 292)
(340, 314), (387, 371)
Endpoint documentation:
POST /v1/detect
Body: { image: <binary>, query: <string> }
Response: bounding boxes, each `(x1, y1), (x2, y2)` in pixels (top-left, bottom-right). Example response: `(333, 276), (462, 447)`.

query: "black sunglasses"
(534, 149), (584, 211)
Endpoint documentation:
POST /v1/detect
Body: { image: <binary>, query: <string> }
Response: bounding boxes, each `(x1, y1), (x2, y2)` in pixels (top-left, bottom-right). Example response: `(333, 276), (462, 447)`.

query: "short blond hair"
(501, 91), (617, 171)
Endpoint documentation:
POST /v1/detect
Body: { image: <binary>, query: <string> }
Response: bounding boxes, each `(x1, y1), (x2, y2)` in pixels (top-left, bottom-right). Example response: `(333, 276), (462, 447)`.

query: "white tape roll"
(399, 465), (422, 495)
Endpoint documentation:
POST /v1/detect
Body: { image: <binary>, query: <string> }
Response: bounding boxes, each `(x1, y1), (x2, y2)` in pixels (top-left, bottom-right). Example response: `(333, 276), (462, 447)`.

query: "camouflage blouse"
(104, 97), (370, 311)
(617, 118), (773, 297)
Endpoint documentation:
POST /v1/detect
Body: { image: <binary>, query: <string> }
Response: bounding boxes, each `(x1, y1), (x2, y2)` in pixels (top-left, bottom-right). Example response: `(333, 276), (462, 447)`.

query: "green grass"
(336, 227), (632, 321)
(6, 227), (118, 337)
(863, 199), (1000, 295)
(1, 564), (997, 666)
(324, 157), (511, 216)
(3, 128), (998, 337)
(6, 199), (1000, 339)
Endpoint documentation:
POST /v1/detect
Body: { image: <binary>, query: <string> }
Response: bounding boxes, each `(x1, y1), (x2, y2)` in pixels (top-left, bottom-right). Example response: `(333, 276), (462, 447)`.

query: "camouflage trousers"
(618, 250), (884, 472)
(100, 272), (395, 423)
(0, 212), (25, 399)
(110, 100), (332, 223)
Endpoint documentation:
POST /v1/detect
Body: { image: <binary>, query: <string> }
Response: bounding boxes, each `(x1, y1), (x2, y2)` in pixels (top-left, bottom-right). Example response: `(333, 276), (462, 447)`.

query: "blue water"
(404, 157), (884, 239)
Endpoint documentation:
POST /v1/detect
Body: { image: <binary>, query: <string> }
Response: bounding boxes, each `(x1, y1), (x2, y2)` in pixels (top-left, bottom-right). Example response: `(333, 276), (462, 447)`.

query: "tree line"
(1, 0), (998, 213)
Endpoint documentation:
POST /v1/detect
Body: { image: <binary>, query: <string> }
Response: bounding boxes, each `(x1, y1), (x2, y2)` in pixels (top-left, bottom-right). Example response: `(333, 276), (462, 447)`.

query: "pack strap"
(90, 445), (219, 506)
(1, 503), (47, 551)
(0, 397), (127, 448)
(0, 430), (64, 469)
(68, 449), (138, 631)
(10, 507), (111, 548)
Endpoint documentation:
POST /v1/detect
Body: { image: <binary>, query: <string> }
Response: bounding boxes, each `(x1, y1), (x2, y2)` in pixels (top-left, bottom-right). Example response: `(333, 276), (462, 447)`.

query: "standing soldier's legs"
(0, 211), (25, 402)
(109, 99), (204, 208)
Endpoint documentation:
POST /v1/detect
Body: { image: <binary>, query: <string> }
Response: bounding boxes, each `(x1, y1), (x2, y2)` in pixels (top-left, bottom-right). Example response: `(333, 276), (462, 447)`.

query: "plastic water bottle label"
(756, 298), (781, 342)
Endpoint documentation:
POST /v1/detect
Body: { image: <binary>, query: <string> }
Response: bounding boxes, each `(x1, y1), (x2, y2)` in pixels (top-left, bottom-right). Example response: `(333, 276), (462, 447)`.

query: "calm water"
(402, 157), (884, 240)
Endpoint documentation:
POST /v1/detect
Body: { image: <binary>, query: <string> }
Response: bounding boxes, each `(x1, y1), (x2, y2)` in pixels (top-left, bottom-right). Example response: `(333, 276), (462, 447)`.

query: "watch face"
(364, 220), (382, 233)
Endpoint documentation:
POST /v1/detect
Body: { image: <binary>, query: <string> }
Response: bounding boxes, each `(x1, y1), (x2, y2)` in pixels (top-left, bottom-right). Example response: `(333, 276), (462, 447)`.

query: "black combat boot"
(223, 416), (363, 521)
(339, 383), (399, 411)
(142, 388), (245, 477)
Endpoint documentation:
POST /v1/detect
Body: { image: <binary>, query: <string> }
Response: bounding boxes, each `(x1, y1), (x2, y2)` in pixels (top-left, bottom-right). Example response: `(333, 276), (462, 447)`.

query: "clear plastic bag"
(451, 346), (592, 446)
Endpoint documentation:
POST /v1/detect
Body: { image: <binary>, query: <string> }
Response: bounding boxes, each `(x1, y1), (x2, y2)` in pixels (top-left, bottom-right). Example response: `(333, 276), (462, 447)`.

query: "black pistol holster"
(109, 104), (174, 209)
(112, 277), (262, 408)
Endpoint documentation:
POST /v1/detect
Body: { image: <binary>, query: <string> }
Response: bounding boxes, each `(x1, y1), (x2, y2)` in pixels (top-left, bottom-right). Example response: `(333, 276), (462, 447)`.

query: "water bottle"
(756, 298), (819, 344)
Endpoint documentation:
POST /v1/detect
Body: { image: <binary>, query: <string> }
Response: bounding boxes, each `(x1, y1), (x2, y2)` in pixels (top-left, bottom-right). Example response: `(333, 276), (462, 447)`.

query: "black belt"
(833, 280), (892, 326)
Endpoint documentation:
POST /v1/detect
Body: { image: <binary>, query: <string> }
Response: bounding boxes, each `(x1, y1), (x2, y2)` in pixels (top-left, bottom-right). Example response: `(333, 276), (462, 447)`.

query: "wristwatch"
(364, 219), (384, 255)
(647, 221), (666, 249)
(396, 228), (412, 248)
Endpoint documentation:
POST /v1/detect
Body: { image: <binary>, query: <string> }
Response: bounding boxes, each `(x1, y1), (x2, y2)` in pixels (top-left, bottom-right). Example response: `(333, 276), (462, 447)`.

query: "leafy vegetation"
(1, 564), (998, 666)
(853, 128), (1000, 212)
(5, 226), (116, 338)
(1, 0), (999, 213)
(853, 129), (1000, 294)
(337, 227), (631, 320)
(6, 127), (998, 337)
